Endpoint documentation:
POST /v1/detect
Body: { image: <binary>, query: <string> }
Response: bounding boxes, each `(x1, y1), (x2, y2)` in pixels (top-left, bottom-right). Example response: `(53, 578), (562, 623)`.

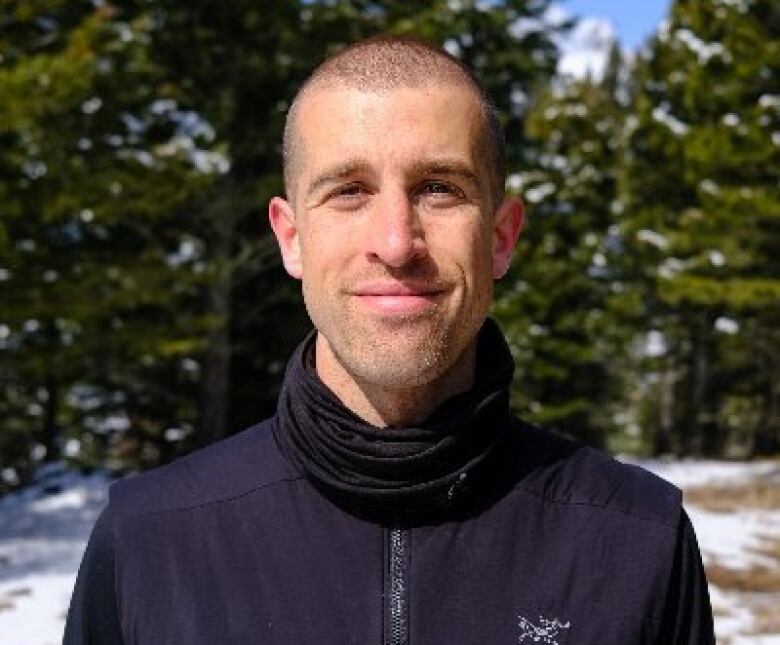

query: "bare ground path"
(639, 459), (780, 644)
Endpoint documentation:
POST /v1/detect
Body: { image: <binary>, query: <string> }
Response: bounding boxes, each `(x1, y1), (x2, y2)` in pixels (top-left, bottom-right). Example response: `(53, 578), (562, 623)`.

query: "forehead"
(293, 84), (486, 182)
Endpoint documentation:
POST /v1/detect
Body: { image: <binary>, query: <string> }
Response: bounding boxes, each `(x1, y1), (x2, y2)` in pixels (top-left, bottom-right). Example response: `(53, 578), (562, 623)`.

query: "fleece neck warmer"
(273, 318), (514, 518)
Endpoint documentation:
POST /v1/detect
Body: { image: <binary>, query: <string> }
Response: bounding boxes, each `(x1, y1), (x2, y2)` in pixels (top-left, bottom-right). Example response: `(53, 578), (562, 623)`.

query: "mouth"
(349, 282), (447, 316)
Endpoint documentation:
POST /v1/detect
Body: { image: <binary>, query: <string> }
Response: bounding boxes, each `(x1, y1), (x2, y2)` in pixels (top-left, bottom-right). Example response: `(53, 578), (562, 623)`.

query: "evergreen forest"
(1, 0), (778, 490)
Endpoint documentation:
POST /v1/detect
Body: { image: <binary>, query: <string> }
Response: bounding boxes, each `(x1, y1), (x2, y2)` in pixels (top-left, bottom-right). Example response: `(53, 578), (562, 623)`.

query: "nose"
(365, 191), (428, 268)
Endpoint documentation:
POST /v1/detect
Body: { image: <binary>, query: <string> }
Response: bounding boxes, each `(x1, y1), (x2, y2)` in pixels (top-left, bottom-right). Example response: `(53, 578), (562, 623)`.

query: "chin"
(312, 298), (480, 387)
(343, 352), (453, 390)
(334, 325), (462, 390)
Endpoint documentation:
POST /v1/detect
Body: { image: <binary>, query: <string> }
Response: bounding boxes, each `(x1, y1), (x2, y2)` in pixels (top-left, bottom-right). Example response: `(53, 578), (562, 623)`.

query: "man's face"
(270, 83), (522, 390)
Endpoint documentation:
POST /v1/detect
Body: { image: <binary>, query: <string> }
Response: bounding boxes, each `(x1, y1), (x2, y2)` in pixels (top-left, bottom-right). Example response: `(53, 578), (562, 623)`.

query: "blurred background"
(0, 0), (778, 642)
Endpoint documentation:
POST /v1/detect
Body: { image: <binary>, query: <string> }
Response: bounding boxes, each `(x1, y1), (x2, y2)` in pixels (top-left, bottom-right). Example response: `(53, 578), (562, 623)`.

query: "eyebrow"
(406, 159), (482, 189)
(305, 160), (372, 201)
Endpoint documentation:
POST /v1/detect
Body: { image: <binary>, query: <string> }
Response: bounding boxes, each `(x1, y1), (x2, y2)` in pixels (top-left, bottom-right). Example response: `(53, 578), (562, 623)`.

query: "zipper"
(385, 525), (408, 645)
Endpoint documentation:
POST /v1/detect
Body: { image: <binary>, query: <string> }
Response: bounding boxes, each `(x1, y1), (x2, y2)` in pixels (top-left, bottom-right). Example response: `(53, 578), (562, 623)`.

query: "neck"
(314, 334), (477, 427)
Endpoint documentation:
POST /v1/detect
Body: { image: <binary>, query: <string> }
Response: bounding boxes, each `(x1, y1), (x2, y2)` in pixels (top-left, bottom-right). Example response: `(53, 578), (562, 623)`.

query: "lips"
(349, 281), (447, 315)
(352, 282), (444, 297)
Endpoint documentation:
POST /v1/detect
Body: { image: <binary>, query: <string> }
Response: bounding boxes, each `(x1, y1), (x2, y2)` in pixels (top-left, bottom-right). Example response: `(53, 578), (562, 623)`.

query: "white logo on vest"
(517, 614), (571, 643)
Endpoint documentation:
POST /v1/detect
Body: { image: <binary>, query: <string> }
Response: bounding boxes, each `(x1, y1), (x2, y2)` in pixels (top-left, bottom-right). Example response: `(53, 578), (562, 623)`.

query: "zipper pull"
(447, 471), (469, 503)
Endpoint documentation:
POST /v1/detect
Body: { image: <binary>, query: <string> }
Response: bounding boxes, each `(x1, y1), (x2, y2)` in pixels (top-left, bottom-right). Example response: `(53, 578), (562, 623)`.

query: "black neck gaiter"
(273, 318), (515, 519)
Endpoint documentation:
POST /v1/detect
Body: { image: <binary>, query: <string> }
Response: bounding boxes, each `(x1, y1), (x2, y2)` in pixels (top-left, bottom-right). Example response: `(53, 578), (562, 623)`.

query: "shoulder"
(109, 417), (301, 523)
(508, 419), (682, 528)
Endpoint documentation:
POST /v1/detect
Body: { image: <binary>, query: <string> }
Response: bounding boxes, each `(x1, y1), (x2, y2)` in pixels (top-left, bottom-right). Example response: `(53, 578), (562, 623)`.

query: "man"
(65, 36), (714, 644)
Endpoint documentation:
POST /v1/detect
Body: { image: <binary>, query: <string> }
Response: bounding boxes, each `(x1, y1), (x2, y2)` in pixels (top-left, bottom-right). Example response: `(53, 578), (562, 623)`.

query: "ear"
(268, 196), (303, 279)
(492, 197), (525, 279)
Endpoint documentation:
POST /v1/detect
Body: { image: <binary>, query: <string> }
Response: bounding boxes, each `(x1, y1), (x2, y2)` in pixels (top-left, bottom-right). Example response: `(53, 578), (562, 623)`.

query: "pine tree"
(621, 0), (780, 455)
(494, 51), (628, 447)
(0, 2), (214, 475)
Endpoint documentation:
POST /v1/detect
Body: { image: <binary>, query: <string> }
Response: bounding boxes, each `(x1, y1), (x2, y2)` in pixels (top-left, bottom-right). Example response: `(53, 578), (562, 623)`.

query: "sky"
(554, 0), (672, 79)
(564, 0), (671, 50)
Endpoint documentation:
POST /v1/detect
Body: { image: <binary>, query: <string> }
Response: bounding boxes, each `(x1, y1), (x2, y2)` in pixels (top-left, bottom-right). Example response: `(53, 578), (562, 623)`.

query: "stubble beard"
(336, 303), (458, 389)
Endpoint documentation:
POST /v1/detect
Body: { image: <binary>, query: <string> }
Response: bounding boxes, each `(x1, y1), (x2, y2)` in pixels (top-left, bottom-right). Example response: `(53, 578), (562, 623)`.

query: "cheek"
(298, 227), (334, 277)
(428, 221), (494, 306)
(298, 224), (356, 305)
(458, 221), (494, 281)
(463, 225), (497, 310)
(298, 235), (330, 310)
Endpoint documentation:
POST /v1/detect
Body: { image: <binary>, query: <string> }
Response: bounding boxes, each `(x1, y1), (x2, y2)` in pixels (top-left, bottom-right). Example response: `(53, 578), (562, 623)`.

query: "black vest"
(109, 417), (682, 645)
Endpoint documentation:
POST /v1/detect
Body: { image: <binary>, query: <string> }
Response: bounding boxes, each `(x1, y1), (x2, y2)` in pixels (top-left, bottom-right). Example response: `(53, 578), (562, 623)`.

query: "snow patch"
(674, 28), (732, 64)
(636, 229), (669, 249)
(525, 182), (556, 203)
(631, 459), (780, 640)
(505, 173), (524, 192)
(636, 458), (777, 492)
(715, 316), (739, 335)
(714, 0), (751, 12)
(709, 250), (726, 267)
(645, 330), (667, 357)
(658, 257), (685, 279)
(80, 97), (102, 115)
(0, 466), (110, 644)
(758, 94), (780, 109)
(700, 179), (719, 194)
(652, 104), (690, 135)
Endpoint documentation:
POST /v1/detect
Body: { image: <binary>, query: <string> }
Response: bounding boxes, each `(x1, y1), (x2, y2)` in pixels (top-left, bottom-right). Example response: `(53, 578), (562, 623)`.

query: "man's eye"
(325, 184), (368, 210)
(418, 181), (465, 204)
(337, 185), (363, 197)
(423, 182), (453, 194)
(328, 184), (365, 201)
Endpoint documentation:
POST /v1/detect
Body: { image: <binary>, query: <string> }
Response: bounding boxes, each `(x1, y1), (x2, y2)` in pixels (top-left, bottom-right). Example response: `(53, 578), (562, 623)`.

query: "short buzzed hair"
(282, 35), (506, 207)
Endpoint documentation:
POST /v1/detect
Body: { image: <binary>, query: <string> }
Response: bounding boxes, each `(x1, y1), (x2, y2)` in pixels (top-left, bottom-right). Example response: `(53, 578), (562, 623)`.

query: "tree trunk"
(690, 315), (715, 456)
(198, 190), (235, 447)
(42, 321), (60, 462)
(42, 369), (60, 462)
(752, 344), (780, 456)
(654, 357), (675, 456)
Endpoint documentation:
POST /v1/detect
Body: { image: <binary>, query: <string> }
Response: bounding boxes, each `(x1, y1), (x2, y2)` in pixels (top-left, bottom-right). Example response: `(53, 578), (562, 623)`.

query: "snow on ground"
(638, 459), (780, 489)
(638, 459), (780, 644)
(0, 464), (109, 645)
(0, 459), (778, 644)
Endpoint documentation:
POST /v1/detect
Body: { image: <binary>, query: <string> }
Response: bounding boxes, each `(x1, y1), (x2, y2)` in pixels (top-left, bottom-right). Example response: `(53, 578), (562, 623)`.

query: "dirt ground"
(679, 464), (780, 643)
